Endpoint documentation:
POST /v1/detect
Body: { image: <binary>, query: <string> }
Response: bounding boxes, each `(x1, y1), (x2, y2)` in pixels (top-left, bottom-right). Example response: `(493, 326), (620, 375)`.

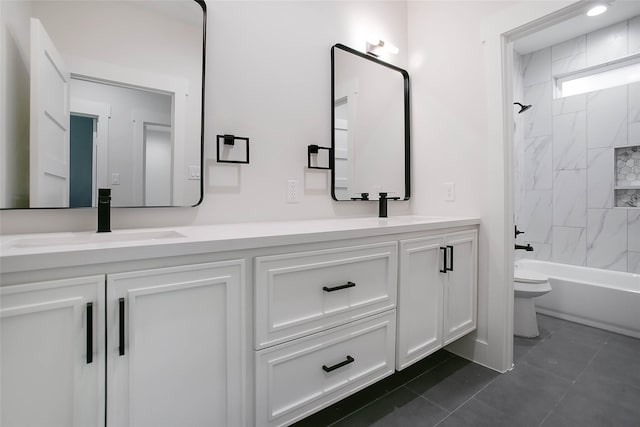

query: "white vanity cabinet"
(0, 260), (245, 427)
(106, 260), (245, 427)
(396, 230), (477, 370)
(0, 216), (480, 427)
(0, 275), (105, 427)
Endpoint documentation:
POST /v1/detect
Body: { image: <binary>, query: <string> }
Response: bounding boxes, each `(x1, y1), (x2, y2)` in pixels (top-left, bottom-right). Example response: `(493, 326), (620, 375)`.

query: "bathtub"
(516, 259), (640, 339)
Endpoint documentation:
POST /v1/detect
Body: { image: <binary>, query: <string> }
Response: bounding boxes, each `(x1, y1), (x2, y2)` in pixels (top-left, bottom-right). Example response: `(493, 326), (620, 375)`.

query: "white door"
(396, 236), (445, 370)
(29, 18), (70, 207)
(0, 276), (105, 427)
(107, 261), (246, 427)
(443, 230), (478, 344)
(144, 123), (172, 206)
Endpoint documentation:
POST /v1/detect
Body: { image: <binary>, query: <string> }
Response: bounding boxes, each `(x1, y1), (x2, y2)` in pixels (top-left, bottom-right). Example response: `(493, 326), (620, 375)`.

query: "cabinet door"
(396, 236), (445, 370)
(1, 276), (105, 427)
(107, 260), (245, 427)
(443, 230), (478, 345)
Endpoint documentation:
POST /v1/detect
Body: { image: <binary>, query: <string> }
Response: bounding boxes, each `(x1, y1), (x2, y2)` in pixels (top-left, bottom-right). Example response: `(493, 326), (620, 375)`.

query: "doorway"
(69, 115), (95, 207)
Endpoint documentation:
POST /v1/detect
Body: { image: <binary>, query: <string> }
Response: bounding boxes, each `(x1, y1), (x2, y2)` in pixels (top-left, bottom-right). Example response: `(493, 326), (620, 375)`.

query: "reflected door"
(144, 124), (172, 206)
(29, 18), (70, 207)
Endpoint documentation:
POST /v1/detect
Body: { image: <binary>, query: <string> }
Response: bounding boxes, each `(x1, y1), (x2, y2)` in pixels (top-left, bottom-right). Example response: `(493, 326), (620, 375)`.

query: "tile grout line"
(326, 354), (455, 427)
(434, 319), (567, 426)
(410, 390), (452, 419)
(431, 373), (503, 427)
(536, 331), (610, 427)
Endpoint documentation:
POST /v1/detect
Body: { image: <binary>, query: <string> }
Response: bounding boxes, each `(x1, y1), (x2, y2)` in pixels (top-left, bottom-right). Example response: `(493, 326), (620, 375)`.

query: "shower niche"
(615, 145), (640, 208)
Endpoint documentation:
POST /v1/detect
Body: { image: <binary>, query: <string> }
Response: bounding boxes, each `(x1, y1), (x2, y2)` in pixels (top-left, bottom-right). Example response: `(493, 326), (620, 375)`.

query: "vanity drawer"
(255, 241), (397, 349)
(255, 311), (396, 427)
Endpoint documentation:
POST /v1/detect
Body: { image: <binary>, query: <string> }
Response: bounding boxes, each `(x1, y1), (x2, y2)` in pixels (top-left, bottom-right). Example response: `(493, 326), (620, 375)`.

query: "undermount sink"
(7, 230), (186, 249)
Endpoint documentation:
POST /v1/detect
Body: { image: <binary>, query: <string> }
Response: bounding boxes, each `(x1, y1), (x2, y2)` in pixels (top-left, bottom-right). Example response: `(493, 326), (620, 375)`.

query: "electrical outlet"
(444, 182), (455, 201)
(287, 180), (298, 203)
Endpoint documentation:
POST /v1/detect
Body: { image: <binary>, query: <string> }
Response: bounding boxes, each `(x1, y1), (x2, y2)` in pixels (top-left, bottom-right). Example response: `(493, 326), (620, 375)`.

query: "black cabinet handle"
(440, 247), (447, 273)
(118, 298), (125, 356)
(447, 245), (454, 271)
(86, 302), (93, 364)
(323, 282), (356, 292)
(322, 355), (355, 373)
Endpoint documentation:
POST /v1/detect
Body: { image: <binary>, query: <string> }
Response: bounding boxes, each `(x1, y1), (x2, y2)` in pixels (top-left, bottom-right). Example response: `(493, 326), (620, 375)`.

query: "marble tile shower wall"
(515, 16), (640, 274)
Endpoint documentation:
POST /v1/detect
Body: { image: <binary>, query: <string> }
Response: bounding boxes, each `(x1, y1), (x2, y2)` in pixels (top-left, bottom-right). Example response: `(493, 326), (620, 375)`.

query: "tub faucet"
(515, 243), (534, 251)
(97, 188), (111, 233)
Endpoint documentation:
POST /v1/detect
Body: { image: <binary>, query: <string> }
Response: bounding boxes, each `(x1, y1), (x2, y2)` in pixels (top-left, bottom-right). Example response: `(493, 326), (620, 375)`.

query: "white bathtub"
(516, 259), (640, 339)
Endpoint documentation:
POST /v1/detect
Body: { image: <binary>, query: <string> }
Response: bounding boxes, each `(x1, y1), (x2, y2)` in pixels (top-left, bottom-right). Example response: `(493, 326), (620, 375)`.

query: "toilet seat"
(514, 269), (551, 297)
(514, 269), (548, 284)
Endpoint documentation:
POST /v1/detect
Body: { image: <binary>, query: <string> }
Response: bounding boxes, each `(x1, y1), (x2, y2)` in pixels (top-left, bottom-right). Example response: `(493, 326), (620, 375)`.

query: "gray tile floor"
(294, 314), (640, 427)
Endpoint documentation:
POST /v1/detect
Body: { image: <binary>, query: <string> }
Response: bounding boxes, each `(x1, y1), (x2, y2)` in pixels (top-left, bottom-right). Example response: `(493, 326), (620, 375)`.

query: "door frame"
(70, 98), (110, 207)
(458, 0), (589, 372)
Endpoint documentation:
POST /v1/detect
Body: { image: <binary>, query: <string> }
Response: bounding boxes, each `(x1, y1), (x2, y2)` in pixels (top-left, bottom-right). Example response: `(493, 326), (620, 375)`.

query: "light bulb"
(586, 4), (608, 17)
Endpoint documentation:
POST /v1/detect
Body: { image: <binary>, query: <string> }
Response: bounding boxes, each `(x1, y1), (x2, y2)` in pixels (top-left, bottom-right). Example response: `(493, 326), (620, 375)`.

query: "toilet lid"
(514, 269), (548, 283)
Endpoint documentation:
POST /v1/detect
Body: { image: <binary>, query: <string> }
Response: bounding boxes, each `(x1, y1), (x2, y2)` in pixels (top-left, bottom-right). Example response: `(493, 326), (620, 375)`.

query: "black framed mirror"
(331, 43), (410, 201)
(0, 0), (206, 209)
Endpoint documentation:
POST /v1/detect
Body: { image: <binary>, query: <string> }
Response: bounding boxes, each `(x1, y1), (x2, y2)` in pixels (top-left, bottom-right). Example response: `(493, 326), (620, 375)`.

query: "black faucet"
(378, 192), (400, 218)
(97, 188), (111, 233)
(515, 243), (534, 251)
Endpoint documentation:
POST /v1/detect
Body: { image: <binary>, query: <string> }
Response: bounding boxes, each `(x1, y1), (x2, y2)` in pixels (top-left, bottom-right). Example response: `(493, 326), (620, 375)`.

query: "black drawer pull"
(118, 298), (125, 356)
(322, 355), (355, 373)
(86, 302), (93, 364)
(440, 247), (447, 273)
(323, 282), (356, 292)
(447, 245), (454, 271)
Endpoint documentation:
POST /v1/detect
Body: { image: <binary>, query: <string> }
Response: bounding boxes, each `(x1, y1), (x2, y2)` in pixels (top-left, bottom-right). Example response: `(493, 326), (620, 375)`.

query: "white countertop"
(0, 215), (479, 274)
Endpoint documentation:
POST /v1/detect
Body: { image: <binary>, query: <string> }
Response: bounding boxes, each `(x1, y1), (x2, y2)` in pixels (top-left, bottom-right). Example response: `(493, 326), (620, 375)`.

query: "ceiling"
(513, 0), (640, 54)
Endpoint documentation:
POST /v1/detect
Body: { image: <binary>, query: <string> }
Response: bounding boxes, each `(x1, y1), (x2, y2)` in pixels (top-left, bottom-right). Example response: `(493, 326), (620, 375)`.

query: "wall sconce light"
(366, 39), (399, 57)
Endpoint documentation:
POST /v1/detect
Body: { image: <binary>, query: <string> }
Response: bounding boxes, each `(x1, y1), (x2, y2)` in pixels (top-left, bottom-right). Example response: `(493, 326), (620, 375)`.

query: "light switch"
(188, 165), (201, 180)
(111, 173), (120, 185)
(444, 182), (455, 201)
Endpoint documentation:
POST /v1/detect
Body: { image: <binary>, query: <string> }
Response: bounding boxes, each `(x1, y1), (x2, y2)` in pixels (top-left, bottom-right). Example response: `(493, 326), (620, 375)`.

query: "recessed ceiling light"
(586, 4), (608, 17)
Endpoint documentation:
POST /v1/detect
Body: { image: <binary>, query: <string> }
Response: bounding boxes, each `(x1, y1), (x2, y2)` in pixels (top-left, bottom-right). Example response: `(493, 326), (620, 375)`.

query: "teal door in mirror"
(0, 0), (206, 208)
(331, 44), (410, 202)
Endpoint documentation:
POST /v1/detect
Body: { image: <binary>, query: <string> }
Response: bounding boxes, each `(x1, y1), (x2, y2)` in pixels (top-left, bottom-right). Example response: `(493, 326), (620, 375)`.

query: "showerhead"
(514, 102), (532, 114)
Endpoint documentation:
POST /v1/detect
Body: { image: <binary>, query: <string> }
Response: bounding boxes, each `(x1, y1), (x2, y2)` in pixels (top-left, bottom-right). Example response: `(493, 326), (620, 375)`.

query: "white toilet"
(514, 265), (552, 338)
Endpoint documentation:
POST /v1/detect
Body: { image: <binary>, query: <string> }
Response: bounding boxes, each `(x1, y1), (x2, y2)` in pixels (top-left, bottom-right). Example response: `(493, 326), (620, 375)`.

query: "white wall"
(0, 0), (410, 233)
(0, 0), (31, 209)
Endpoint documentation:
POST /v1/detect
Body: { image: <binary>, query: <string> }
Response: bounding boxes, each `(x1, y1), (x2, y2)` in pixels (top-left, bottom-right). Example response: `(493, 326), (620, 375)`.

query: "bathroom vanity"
(0, 216), (478, 427)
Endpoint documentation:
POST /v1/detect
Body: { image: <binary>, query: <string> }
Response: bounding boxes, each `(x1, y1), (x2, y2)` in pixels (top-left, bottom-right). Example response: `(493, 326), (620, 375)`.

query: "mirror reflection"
(0, 0), (205, 208)
(331, 44), (410, 201)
